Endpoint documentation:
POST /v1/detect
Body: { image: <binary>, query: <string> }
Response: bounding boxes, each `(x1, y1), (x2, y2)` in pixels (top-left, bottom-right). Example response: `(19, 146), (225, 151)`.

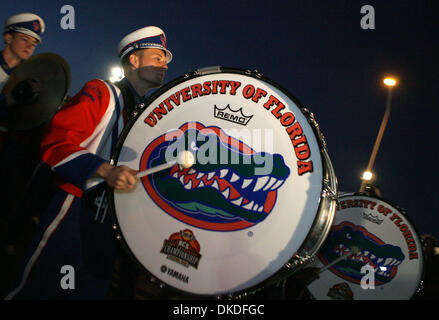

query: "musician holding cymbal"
(0, 13), (45, 256)
(0, 13), (44, 128)
(5, 26), (172, 300)
(0, 13), (44, 90)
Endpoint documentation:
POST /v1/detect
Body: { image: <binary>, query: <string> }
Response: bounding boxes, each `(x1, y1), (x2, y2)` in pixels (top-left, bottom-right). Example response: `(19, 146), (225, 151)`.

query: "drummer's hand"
(96, 163), (138, 190)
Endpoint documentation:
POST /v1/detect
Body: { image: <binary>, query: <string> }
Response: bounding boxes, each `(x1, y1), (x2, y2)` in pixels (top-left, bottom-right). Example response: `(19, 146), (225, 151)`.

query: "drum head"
(110, 67), (330, 296)
(306, 193), (424, 300)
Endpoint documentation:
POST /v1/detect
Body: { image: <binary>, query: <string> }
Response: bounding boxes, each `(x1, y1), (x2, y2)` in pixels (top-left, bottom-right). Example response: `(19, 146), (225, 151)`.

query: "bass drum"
(306, 193), (424, 300)
(108, 67), (337, 297)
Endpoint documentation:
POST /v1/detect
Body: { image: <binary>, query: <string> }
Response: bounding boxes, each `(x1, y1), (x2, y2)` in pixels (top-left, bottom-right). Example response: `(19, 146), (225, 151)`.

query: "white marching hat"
(117, 26), (172, 63)
(4, 13), (45, 43)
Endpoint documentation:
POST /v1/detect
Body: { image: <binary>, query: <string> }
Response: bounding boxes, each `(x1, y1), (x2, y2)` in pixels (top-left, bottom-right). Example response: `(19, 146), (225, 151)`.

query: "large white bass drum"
(108, 67), (337, 297)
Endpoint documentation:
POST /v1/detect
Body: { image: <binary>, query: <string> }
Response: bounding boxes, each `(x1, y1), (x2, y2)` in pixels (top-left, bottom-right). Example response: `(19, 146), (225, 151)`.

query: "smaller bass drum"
(306, 193), (424, 300)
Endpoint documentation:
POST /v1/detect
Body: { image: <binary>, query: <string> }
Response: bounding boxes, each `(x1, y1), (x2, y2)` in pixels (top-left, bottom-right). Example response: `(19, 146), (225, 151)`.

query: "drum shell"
(108, 67), (337, 297)
(306, 193), (425, 300)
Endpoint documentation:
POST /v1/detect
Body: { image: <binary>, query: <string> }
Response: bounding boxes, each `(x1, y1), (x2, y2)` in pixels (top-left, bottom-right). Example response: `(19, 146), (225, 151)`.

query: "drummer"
(5, 26), (172, 300)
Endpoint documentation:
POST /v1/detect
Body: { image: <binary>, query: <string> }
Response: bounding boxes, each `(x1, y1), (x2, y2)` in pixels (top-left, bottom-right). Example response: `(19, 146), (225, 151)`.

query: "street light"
(359, 76), (398, 193)
(109, 66), (124, 83)
(362, 171), (373, 182)
(383, 78), (397, 87)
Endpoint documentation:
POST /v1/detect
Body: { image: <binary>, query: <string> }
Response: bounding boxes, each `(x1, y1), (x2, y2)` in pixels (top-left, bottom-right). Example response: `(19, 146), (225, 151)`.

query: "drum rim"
(306, 192), (426, 300)
(107, 66), (336, 298)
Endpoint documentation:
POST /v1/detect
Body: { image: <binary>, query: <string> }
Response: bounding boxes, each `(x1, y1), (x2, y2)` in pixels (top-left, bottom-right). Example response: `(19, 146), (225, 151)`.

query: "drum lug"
(224, 291), (250, 300)
(416, 280), (424, 293)
(244, 69), (263, 78)
(287, 253), (313, 268)
(253, 70), (263, 78)
(303, 107), (328, 150)
(194, 66), (221, 75)
(322, 179), (337, 200)
(113, 225), (122, 241)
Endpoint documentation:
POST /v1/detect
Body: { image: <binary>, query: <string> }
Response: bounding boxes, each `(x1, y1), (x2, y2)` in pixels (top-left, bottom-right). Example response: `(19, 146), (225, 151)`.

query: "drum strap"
(84, 79), (137, 224)
(112, 79), (143, 123)
(114, 80), (135, 121)
(88, 79), (144, 224)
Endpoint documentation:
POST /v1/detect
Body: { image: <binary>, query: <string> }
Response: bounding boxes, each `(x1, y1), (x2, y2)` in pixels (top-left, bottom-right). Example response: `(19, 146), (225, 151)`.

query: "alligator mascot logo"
(139, 122), (291, 231)
(317, 221), (405, 285)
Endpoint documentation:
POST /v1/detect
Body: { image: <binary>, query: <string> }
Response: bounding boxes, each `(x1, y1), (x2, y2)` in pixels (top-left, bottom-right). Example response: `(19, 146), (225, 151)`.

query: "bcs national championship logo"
(161, 229), (201, 269)
(317, 221), (405, 286)
(139, 121), (290, 231)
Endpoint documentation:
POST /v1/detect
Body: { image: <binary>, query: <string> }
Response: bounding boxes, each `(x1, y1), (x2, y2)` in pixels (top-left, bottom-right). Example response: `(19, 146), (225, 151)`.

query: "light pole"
(359, 77), (397, 193)
(109, 66), (124, 83)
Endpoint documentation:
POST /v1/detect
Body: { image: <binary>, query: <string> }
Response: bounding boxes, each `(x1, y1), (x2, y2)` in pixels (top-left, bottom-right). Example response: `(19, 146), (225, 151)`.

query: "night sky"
(2, 0), (438, 240)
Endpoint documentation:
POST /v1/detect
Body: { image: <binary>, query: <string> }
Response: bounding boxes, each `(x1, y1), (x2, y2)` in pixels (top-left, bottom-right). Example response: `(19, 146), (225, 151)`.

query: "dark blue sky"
(2, 0), (438, 239)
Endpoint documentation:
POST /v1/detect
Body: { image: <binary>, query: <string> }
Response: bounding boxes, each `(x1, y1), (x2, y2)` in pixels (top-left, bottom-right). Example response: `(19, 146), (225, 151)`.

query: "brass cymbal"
(2, 52), (71, 130)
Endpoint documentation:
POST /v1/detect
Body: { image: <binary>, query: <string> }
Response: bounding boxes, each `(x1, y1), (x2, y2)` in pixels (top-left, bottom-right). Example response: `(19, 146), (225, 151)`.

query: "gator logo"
(139, 122), (290, 231)
(318, 222), (405, 285)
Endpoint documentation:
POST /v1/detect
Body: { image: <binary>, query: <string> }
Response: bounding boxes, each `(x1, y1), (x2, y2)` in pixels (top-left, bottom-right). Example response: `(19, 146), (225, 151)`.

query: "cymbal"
(2, 52), (71, 130)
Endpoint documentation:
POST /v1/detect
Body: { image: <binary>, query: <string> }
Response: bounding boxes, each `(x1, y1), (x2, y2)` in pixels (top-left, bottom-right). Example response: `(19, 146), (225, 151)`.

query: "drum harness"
(85, 79), (143, 224)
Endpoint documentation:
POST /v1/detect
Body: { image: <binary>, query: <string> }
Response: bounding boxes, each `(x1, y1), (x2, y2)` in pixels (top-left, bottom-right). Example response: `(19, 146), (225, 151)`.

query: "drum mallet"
(318, 247), (360, 274)
(136, 150), (195, 178)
